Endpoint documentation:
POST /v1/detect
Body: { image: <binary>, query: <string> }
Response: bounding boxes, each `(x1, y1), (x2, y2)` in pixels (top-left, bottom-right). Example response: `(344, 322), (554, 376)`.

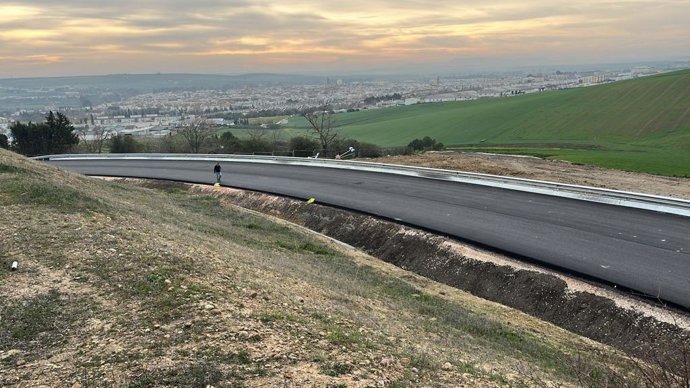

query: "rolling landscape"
(288, 70), (690, 176)
(2, 0), (690, 386)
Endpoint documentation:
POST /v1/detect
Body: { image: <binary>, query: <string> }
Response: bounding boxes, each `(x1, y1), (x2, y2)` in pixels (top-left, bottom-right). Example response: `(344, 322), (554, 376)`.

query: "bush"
(289, 136), (319, 157)
(219, 131), (242, 153)
(242, 138), (273, 154)
(408, 136), (444, 152)
(110, 134), (139, 153)
(330, 138), (384, 158)
(0, 134), (8, 149)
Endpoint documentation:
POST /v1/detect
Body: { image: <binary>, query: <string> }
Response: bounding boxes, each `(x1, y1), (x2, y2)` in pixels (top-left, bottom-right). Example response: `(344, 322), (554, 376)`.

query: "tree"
(77, 126), (111, 154)
(408, 136), (444, 152)
(10, 111), (79, 156)
(245, 126), (268, 143)
(0, 134), (8, 149)
(219, 131), (242, 153)
(110, 134), (139, 153)
(179, 118), (214, 153)
(302, 107), (339, 156)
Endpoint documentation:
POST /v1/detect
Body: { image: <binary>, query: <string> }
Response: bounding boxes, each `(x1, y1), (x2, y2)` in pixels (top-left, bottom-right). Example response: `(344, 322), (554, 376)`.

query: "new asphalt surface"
(47, 159), (690, 309)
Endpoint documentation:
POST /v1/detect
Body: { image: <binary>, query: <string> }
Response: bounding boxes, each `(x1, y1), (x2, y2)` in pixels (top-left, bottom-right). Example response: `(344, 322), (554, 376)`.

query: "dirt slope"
(0, 148), (663, 386)
(368, 152), (690, 199)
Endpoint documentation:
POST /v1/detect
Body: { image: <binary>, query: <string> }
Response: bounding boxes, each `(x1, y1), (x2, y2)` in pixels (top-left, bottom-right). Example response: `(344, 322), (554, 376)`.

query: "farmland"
(287, 70), (690, 176)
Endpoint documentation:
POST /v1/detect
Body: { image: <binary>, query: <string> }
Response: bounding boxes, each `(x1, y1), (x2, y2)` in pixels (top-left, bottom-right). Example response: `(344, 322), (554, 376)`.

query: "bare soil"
(4, 149), (644, 387)
(367, 152), (690, 199)
(192, 185), (690, 362)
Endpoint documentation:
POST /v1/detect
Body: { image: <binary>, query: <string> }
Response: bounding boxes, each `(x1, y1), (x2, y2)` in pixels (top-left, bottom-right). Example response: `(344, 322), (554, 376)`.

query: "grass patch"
(0, 163), (27, 174)
(0, 289), (89, 354)
(127, 275), (209, 324)
(0, 289), (64, 343)
(406, 350), (437, 372)
(255, 310), (298, 325)
(0, 176), (107, 213)
(320, 362), (354, 377)
(131, 271), (176, 296)
(277, 240), (336, 255)
(85, 254), (212, 324)
(206, 347), (252, 365)
(130, 363), (226, 387)
(324, 326), (369, 348)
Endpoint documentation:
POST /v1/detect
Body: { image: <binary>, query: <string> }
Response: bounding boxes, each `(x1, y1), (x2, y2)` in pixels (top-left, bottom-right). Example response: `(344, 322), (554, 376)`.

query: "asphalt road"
(48, 159), (690, 309)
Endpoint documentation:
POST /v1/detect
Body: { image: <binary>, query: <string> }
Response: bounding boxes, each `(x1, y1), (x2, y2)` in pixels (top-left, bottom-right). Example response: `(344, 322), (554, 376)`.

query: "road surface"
(47, 159), (690, 309)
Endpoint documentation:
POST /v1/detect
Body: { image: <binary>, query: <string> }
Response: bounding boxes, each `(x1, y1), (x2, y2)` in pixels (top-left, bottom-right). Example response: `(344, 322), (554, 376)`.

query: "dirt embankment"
(190, 184), (690, 367)
(367, 152), (690, 200)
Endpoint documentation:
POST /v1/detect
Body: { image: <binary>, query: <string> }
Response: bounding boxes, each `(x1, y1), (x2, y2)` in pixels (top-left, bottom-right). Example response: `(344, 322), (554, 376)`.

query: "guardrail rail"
(34, 153), (690, 217)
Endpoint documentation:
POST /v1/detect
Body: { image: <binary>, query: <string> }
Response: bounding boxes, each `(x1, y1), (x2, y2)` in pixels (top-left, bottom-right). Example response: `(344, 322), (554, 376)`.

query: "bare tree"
(179, 118), (214, 153)
(302, 106), (339, 156)
(77, 126), (111, 153)
(245, 126), (268, 142)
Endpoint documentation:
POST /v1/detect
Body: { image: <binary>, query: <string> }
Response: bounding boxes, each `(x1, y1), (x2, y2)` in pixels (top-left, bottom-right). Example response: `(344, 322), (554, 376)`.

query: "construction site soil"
(366, 152), (690, 200)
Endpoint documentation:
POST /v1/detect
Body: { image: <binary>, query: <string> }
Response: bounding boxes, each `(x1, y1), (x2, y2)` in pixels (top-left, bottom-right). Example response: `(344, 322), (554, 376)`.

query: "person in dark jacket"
(213, 163), (222, 185)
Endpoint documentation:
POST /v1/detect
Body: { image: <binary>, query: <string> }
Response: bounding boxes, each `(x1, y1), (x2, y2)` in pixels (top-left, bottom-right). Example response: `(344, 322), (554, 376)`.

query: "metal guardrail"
(34, 153), (690, 217)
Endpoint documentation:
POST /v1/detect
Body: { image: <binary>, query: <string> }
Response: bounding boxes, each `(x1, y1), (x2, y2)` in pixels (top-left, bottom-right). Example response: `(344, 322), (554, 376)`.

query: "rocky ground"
(368, 152), (690, 199)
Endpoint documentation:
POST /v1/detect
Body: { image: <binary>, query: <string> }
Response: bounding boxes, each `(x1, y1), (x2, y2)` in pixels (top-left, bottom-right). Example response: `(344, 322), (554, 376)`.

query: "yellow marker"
(214, 182), (220, 187)
(306, 197), (315, 204)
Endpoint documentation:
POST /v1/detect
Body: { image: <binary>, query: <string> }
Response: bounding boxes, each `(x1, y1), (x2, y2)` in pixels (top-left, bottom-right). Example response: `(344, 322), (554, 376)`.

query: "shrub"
(408, 136), (444, 151)
(110, 134), (139, 153)
(289, 136), (320, 157)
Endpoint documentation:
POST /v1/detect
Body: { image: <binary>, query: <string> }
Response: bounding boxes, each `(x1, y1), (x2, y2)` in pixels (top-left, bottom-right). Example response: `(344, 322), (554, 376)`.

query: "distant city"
(0, 63), (685, 141)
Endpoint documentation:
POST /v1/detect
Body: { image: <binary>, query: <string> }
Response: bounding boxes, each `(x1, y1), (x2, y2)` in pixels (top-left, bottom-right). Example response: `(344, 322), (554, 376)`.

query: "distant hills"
(0, 73), (327, 92)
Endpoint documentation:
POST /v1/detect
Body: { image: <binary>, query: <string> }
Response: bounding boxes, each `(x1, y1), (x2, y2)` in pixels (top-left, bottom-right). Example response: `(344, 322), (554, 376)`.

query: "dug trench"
(120, 178), (690, 369)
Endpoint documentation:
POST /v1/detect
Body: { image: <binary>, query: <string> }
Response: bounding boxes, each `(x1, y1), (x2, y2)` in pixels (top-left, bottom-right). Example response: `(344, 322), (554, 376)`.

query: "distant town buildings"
(0, 66), (673, 139)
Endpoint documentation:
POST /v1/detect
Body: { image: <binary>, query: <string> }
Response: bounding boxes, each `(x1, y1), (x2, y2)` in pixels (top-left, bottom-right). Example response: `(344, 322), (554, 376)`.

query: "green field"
(288, 70), (690, 176)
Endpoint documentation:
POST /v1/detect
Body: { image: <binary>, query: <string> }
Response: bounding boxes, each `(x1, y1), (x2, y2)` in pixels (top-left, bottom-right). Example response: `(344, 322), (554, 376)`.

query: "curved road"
(48, 159), (690, 309)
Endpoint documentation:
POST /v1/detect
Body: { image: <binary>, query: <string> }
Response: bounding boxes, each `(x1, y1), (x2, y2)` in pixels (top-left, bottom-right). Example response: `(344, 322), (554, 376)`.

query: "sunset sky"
(0, 0), (688, 77)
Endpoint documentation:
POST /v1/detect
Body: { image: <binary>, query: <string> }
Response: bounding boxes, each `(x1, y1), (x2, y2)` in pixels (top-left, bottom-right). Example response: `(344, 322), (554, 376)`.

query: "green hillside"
(289, 70), (690, 176)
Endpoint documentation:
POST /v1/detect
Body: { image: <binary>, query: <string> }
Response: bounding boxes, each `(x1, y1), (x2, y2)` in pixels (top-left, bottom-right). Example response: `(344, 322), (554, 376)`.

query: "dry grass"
(367, 151), (690, 199)
(0, 148), (654, 386)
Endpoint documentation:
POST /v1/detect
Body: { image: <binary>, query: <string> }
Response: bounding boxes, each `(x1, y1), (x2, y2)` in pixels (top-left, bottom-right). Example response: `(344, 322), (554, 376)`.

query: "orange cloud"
(0, 0), (687, 76)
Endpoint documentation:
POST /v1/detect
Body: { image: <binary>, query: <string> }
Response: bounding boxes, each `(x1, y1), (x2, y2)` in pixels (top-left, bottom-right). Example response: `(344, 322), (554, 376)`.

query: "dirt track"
(368, 152), (690, 199)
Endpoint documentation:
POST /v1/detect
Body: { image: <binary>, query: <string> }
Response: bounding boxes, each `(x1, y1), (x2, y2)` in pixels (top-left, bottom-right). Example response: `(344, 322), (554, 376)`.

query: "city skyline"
(1, 0), (689, 78)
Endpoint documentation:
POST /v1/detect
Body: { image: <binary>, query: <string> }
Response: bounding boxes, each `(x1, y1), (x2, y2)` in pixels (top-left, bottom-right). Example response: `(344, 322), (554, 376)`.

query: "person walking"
(213, 162), (222, 185)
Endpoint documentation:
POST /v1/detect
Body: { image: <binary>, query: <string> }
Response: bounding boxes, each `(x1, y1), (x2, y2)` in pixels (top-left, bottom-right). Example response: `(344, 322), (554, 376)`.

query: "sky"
(0, 0), (688, 77)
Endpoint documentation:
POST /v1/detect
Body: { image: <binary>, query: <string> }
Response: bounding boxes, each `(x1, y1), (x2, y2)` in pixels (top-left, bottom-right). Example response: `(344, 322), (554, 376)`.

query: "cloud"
(0, 0), (688, 77)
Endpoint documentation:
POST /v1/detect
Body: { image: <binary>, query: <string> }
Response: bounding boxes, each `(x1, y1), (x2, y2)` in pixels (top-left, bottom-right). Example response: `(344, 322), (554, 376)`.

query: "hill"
(289, 70), (690, 176)
(0, 73), (325, 92)
(0, 148), (649, 386)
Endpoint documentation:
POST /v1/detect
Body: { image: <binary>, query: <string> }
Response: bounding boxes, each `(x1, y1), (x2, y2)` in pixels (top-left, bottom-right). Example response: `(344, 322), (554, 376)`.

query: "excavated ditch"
(118, 178), (690, 366)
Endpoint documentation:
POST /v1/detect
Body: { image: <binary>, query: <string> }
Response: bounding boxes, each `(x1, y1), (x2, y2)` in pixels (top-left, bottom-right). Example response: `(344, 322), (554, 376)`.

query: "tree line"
(2, 112), (79, 156)
(1, 110), (444, 158)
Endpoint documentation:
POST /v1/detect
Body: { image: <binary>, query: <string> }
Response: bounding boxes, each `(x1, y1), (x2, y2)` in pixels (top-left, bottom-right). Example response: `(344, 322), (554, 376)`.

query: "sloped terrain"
(0, 148), (665, 386)
(317, 70), (690, 148)
(287, 69), (690, 175)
